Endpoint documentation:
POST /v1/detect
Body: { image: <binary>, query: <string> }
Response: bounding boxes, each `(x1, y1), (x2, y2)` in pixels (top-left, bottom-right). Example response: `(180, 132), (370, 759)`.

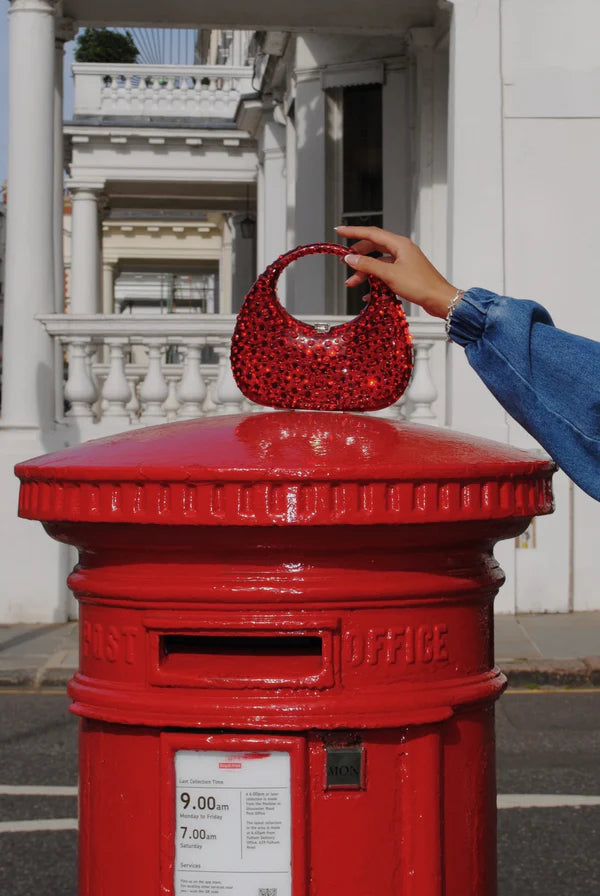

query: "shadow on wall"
(37, 361), (80, 621)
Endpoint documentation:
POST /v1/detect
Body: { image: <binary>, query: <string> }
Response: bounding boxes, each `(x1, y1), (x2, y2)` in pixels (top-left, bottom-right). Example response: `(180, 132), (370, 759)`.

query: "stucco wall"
(500, 0), (600, 611)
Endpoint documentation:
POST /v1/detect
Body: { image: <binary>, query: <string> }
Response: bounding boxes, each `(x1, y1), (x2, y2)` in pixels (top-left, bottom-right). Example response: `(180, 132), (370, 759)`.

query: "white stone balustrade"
(37, 314), (448, 427)
(73, 64), (254, 120)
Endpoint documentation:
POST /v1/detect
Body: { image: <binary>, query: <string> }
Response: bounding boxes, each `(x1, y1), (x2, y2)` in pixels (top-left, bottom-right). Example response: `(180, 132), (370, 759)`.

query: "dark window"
(341, 84), (383, 314)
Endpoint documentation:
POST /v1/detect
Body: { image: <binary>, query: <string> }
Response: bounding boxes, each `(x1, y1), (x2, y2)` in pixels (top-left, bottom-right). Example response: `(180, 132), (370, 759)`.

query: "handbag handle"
(261, 242), (395, 304)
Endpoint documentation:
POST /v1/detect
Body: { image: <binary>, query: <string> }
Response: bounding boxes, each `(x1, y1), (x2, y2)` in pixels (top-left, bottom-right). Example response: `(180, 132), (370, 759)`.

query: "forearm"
(448, 288), (600, 500)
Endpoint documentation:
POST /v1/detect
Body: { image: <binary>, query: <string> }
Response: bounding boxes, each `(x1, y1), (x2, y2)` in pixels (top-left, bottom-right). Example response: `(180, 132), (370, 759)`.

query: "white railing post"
(64, 339), (97, 418)
(163, 369), (182, 422)
(125, 372), (141, 419)
(212, 344), (245, 415)
(369, 399), (405, 421)
(101, 338), (131, 419)
(404, 340), (438, 421)
(151, 75), (161, 113)
(179, 74), (189, 113)
(139, 338), (169, 423)
(178, 339), (207, 418)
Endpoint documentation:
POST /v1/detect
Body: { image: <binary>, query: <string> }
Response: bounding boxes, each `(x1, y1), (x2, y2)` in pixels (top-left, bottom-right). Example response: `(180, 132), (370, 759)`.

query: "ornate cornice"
(55, 15), (76, 44)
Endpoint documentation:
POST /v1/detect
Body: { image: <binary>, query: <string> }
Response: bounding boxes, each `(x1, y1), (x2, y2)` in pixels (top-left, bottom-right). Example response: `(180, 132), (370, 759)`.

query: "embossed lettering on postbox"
(82, 621), (138, 665)
(343, 624), (449, 668)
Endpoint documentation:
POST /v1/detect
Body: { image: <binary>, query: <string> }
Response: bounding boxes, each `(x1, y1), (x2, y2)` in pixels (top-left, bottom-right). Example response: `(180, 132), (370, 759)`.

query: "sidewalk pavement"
(0, 613), (599, 689)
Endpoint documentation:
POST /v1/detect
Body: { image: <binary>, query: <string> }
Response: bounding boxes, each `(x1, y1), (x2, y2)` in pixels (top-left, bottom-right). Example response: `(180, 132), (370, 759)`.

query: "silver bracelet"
(444, 288), (466, 339)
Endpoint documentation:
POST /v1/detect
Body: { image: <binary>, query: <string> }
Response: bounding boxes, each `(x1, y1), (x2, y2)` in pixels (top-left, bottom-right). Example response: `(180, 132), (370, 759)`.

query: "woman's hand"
(335, 225), (460, 319)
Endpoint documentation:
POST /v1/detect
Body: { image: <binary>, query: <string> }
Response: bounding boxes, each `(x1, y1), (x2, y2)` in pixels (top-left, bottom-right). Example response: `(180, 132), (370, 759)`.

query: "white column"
(406, 30), (450, 284)
(292, 59), (327, 314)
(409, 29), (435, 259)
(69, 186), (103, 314)
(447, 1), (504, 288)
(97, 196), (109, 311)
(102, 262), (115, 315)
(446, 0), (507, 441)
(54, 18), (75, 314)
(446, 0), (515, 615)
(285, 109), (297, 303)
(382, 61), (411, 240)
(258, 116), (287, 275)
(219, 215), (233, 313)
(2, 0), (56, 427)
(256, 160), (265, 275)
(231, 215), (256, 313)
(231, 30), (244, 67)
(54, 30), (64, 314)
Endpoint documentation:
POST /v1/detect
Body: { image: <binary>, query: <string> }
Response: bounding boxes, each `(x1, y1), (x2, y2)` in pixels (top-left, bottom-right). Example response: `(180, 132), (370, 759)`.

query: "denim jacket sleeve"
(448, 287), (600, 501)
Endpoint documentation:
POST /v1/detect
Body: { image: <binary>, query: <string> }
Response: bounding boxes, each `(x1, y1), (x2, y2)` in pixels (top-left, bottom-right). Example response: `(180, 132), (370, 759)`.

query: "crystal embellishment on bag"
(230, 243), (413, 411)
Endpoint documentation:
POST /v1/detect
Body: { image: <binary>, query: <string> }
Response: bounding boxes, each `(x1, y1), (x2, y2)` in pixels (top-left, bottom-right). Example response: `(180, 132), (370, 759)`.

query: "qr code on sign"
(258, 890), (277, 896)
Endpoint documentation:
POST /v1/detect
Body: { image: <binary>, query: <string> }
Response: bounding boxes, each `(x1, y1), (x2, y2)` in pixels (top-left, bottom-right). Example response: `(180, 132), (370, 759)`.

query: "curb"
(0, 667), (75, 690)
(500, 657), (600, 689)
(1, 663), (600, 691)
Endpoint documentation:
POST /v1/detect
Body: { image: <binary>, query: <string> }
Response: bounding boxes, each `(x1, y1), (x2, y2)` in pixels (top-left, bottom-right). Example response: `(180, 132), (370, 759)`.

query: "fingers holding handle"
(336, 225), (460, 319)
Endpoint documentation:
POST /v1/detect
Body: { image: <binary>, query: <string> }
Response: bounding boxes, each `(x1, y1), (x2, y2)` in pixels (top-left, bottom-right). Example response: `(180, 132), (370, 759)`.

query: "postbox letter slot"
(157, 632), (327, 687)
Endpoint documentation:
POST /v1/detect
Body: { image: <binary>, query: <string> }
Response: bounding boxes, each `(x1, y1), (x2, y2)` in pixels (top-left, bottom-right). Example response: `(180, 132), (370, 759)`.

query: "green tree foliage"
(75, 28), (139, 64)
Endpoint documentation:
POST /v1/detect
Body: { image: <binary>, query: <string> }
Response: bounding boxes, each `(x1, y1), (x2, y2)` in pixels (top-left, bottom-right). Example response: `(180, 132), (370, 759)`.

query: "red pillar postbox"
(16, 410), (554, 896)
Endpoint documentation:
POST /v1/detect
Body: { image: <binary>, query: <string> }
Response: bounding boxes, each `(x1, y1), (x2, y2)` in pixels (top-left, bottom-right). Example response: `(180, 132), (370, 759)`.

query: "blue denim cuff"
(448, 288), (500, 347)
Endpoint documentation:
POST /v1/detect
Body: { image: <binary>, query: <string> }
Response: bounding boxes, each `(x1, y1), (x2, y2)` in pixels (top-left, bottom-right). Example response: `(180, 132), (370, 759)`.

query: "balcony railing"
(38, 314), (448, 427)
(72, 63), (255, 120)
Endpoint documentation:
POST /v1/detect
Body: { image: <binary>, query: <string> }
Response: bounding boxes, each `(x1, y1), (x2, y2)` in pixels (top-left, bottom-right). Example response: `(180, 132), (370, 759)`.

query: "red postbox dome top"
(16, 411), (554, 526)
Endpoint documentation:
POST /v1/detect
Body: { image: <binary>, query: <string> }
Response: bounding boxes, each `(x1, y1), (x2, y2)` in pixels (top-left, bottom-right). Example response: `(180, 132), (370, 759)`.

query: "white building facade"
(2, 0), (600, 621)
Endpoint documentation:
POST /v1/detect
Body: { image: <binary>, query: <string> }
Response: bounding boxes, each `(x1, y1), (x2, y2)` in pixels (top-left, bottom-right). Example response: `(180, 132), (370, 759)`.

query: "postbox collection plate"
(173, 749), (292, 896)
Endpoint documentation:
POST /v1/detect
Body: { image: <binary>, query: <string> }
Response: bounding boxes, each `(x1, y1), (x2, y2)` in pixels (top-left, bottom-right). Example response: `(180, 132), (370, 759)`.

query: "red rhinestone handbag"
(230, 242), (413, 411)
